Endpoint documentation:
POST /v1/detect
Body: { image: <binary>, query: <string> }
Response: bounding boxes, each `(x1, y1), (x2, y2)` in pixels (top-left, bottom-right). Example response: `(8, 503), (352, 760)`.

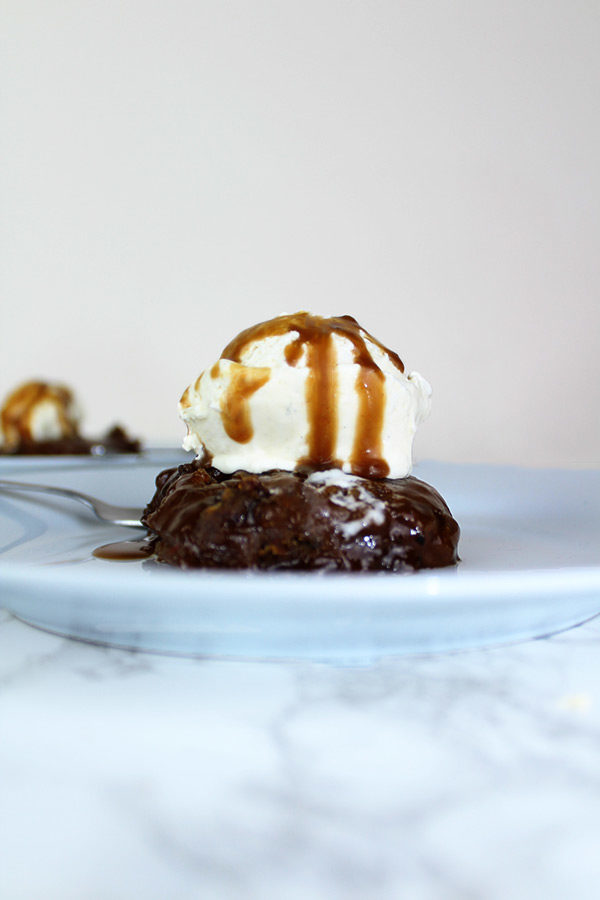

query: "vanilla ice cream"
(0, 381), (81, 449)
(179, 312), (431, 479)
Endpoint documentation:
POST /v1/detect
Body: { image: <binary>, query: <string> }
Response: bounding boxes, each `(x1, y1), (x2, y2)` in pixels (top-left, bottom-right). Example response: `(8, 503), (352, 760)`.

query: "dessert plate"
(0, 453), (599, 662)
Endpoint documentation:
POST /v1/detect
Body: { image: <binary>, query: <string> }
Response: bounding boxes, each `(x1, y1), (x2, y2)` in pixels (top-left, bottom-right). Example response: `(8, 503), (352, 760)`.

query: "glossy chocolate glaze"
(220, 313), (404, 478)
(141, 461), (460, 572)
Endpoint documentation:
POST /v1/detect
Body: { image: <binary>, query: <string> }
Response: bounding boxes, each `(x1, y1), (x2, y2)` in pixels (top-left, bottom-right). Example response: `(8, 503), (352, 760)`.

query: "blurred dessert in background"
(0, 380), (141, 456)
(141, 313), (460, 571)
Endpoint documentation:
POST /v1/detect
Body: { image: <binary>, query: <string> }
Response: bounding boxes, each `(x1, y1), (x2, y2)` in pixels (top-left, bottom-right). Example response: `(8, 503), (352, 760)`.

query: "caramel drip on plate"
(0, 381), (76, 446)
(221, 313), (401, 476)
(93, 539), (154, 561)
(220, 366), (270, 443)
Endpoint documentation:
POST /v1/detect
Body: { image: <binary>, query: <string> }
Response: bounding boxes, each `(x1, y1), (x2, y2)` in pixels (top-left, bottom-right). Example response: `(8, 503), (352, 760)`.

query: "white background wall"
(2, 0), (599, 466)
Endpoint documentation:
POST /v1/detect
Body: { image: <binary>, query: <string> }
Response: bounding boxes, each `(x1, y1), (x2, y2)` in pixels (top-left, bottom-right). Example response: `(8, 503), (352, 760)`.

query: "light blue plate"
(0, 453), (599, 661)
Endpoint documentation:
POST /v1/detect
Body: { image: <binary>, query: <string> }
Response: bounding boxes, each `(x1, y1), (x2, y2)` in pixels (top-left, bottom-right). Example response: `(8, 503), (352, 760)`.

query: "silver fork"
(0, 479), (143, 528)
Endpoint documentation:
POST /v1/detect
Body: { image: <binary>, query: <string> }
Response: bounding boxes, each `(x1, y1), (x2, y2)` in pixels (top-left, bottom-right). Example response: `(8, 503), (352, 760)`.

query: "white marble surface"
(3, 611), (600, 900)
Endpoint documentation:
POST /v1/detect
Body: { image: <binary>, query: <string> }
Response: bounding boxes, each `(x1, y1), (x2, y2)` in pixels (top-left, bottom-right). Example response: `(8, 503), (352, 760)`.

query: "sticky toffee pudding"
(137, 313), (460, 572)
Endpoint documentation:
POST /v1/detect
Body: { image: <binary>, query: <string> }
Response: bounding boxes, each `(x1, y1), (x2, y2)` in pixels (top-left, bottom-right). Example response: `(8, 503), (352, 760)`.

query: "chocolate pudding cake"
(0, 380), (141, 456)
(141, 313), (460, 571)
(142, 462), (459, 571)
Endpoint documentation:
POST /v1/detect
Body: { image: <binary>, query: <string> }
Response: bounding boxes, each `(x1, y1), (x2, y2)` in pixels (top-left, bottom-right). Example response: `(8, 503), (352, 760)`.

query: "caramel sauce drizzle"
(352, 366), (388, 478)
(303, 328), (339, 467)
(221, 313), (403, 478)
(0, 381), (76, 446)
(220, 366), (270, 444)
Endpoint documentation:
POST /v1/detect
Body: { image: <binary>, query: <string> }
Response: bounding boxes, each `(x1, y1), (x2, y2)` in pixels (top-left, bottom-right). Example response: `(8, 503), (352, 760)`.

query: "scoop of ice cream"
(179, 312), (431, 479)
(0, 380), (81, 449)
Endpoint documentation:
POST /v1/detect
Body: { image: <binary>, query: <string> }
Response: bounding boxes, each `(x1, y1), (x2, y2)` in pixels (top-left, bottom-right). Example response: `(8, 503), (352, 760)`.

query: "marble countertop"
(2, 611), (600, 900)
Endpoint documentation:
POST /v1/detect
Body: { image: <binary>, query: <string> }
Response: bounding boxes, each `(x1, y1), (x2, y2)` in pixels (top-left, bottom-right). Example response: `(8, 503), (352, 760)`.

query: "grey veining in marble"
(2, 609), (600, 899)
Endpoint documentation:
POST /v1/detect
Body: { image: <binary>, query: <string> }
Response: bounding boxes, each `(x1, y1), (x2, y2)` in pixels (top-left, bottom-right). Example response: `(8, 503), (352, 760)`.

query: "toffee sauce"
(220, 313), (404, 478)
(93, 539), (154, 561)
(220, 366), (270, 444)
